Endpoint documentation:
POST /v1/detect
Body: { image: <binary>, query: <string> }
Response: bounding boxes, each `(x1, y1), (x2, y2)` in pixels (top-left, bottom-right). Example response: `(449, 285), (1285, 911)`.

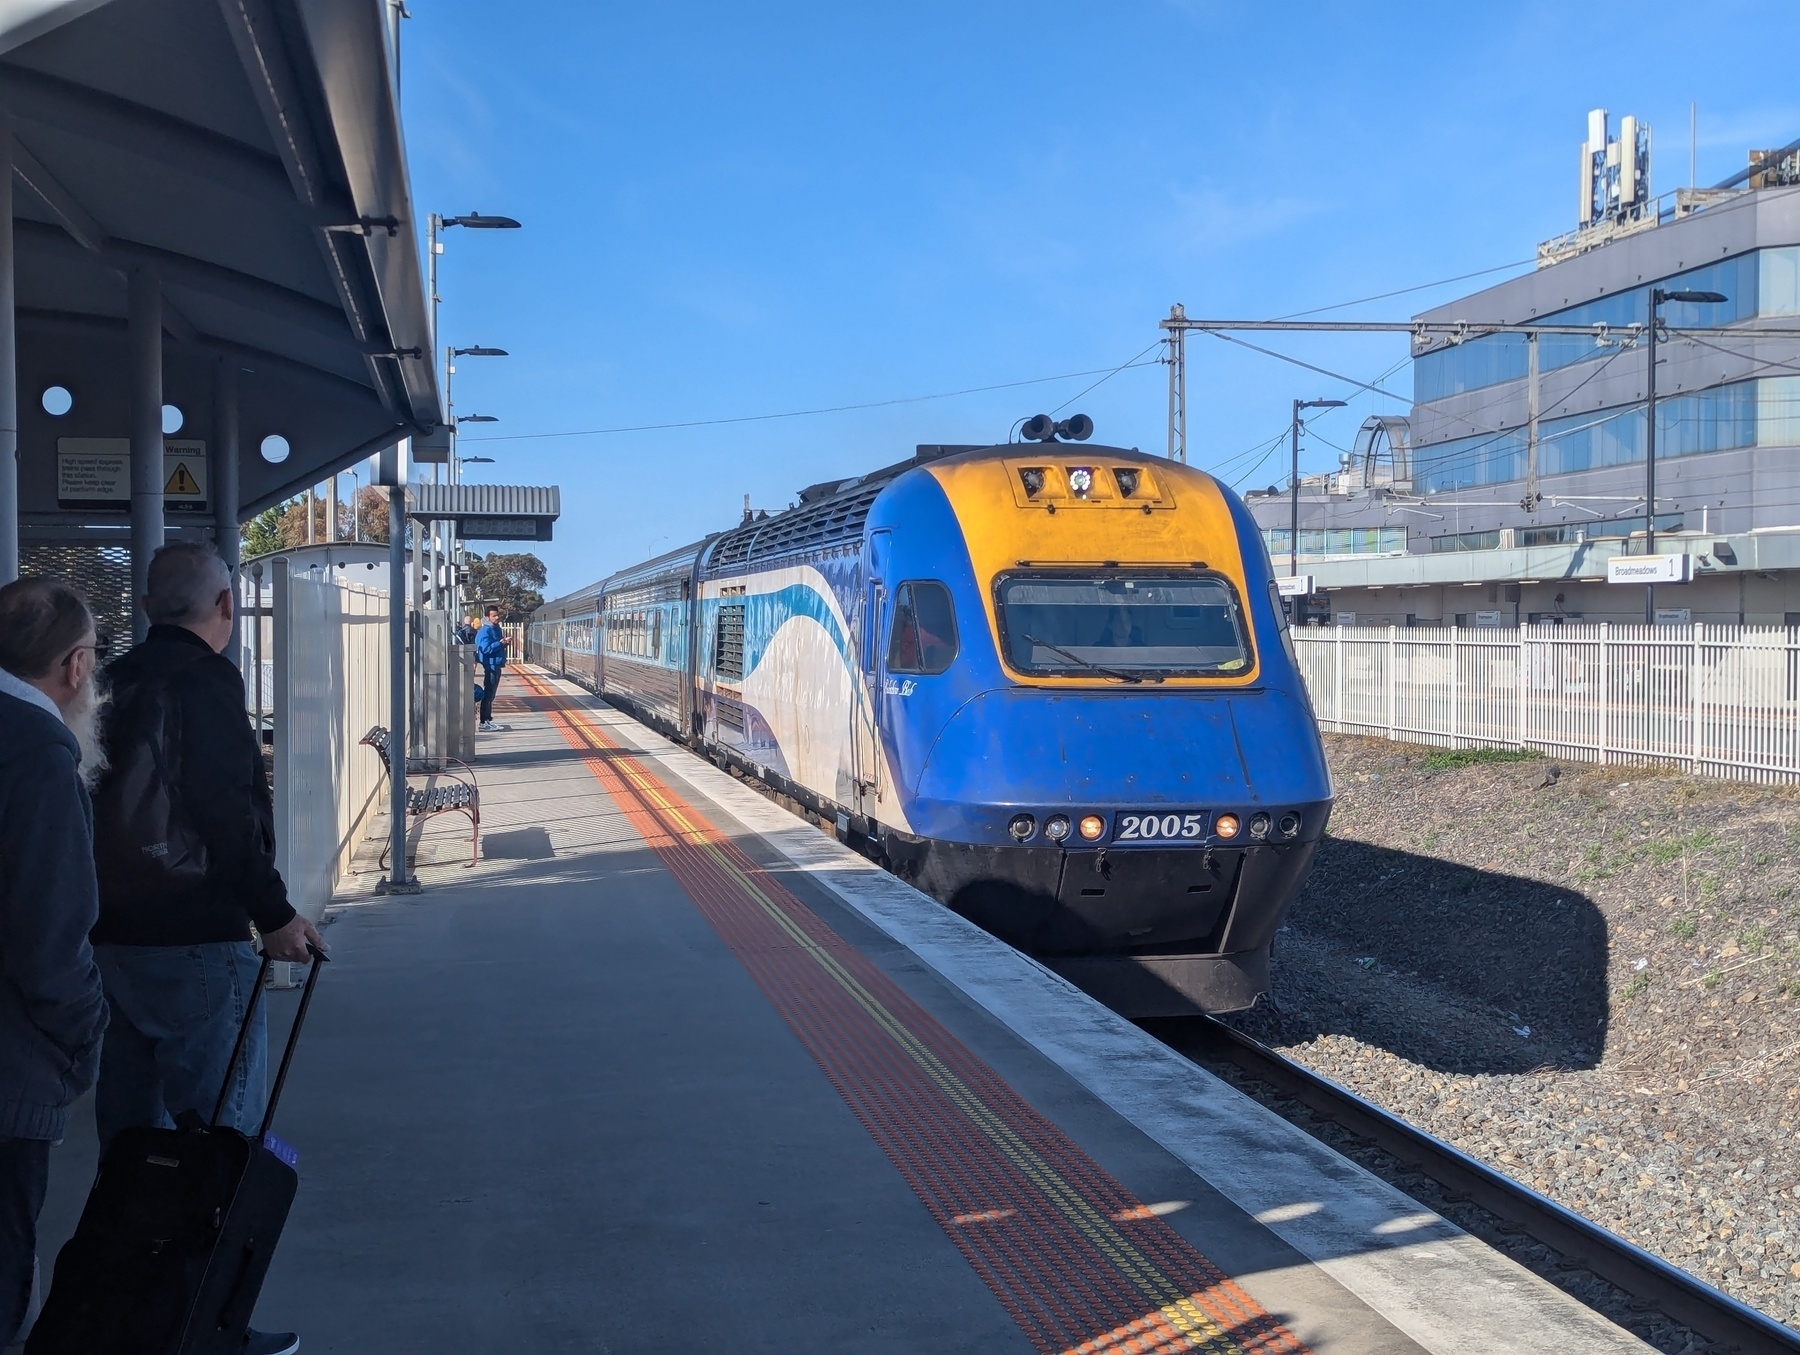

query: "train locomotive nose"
(891, 686), (1329, 955)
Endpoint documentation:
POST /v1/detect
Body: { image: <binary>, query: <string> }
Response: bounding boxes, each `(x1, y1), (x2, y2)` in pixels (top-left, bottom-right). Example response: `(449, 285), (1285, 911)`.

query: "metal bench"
(361, 726), (480, 867)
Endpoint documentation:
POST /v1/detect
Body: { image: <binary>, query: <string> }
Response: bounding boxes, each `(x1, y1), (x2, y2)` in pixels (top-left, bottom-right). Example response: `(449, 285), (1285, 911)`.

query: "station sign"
(1606, 553), (1692, 584)
(1475, 610), (1505, 626)
(1275, 574), (1314, 598)
(57, 438), (209, 512)
(1656, 608), (1692, 625)
(1334, 611), (1356, 626)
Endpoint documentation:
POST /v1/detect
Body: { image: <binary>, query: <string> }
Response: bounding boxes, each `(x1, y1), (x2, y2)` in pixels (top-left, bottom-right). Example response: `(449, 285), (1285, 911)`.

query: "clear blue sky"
(401, 1), (1800, 599)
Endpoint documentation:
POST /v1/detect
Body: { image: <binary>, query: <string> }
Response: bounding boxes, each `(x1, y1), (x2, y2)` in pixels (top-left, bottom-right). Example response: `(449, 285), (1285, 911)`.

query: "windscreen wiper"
(1022, 634), (1162, 684)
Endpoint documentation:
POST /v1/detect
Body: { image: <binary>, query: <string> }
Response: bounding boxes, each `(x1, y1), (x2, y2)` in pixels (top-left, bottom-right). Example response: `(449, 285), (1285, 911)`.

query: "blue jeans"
(93, 943), (267, 1157)
(480, 664), (502, 723)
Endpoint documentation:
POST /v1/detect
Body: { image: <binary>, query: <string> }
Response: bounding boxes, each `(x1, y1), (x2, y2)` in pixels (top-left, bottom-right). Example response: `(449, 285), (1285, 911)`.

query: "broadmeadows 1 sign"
(1606, 554), (1693, 585)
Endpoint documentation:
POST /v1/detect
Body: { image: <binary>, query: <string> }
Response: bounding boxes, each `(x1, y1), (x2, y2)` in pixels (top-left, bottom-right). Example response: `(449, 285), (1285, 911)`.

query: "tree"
(242, 502), (288, 560)
(465, 551), (546, 619)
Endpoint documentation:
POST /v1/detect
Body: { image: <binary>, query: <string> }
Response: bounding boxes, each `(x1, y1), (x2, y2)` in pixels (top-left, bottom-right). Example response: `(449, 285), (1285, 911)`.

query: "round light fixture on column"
(41, 385), (72, 416)
(260, 433), (291, 464)
(162, 404), (184, 434)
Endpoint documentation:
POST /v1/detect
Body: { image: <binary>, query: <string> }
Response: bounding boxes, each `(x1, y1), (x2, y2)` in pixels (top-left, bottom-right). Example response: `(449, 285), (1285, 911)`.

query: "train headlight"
(1249, 812), (1271, 840)
(1044, 814), (1071, 842)
(1008, 813), (1037, 842)
(1214, 813), (1241, 839)
(1078, 814), (1106, 841)
(1068, 467), (1094, 498)
(1019, 468), (1047, 498)
(1278, 812), (1301, 838)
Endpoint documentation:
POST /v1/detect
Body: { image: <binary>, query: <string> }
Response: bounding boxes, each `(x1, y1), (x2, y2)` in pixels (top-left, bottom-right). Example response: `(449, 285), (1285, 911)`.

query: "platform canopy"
(2, 0), (440, 633)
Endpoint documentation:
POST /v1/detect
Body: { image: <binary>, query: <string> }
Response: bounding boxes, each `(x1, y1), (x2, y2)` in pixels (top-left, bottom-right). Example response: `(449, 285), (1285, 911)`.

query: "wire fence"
(1291, 624), (1800, 784)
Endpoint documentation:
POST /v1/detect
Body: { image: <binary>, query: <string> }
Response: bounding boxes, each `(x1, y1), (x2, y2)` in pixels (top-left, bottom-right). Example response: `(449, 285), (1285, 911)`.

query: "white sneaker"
(479, 720), (496, 731)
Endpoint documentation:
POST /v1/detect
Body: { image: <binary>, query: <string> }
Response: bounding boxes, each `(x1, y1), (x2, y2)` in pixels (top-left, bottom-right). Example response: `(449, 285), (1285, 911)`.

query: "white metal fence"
(1292, 623), (1800, 784)
(269, 560), (392, 915)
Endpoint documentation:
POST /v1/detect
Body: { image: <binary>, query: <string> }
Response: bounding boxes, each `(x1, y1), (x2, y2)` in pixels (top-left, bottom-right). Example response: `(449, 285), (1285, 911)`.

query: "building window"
(1261, 527), (1408, 557)
(1430, 530), (1501, 553)
(1414, 249), (1773, 402)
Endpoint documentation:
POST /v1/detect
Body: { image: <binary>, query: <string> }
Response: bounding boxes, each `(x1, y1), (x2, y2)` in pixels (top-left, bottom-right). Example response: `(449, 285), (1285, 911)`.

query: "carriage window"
(995, 573), (1250, 677)
(887, 581), (959, 675)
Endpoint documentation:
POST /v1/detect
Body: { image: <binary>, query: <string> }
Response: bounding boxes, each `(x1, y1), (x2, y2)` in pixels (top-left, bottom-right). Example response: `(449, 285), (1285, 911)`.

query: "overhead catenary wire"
(464, 357), (1163, 444)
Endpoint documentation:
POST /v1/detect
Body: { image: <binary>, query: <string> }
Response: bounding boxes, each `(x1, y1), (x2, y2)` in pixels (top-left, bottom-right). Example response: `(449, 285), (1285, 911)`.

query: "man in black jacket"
(93, 545), (326, 1149)
(0, 578), (109, 1346)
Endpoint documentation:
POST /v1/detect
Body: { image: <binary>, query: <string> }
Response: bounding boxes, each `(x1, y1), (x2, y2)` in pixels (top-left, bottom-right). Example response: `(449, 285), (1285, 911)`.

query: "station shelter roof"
(4, 0), (440, 535)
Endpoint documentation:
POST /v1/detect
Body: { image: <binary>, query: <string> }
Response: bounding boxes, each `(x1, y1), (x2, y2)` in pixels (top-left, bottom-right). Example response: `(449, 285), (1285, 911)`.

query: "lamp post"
(442, 348), (507, 614)
(1290, 398), (1347, 577)
(430, 213), (520, 616)
(1643, 288), (1726, 623)
(427, 211), (522, 408)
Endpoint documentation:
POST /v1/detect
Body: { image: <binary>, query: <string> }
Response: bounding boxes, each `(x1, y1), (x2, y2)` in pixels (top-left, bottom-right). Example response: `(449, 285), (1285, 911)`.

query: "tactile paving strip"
(519, 672), (1310, 1355)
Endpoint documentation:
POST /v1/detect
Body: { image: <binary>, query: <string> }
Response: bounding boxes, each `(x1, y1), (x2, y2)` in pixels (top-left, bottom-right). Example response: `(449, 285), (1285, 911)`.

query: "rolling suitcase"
(27, 948), (327, 1355)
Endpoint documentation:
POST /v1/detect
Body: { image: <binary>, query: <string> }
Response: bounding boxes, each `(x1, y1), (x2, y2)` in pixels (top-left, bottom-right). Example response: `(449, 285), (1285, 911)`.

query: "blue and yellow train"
(528, 433), (1331, 1014)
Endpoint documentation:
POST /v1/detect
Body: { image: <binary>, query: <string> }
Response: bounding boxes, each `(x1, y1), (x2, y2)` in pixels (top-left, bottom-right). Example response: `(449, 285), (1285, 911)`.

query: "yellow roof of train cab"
(924, 445), (1263, 689)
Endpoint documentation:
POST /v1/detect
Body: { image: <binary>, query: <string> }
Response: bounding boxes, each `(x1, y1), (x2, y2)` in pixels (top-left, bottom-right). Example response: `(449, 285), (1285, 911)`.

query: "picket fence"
(1290, 624), (1800, 784)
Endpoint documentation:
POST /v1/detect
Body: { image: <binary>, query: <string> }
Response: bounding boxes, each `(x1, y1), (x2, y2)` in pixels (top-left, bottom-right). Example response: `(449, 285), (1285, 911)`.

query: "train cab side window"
(887, 581), (959, 675)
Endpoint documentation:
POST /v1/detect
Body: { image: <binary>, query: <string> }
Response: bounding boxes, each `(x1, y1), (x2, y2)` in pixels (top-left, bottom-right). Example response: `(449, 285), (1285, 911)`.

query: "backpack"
(93, 674), (210, 900)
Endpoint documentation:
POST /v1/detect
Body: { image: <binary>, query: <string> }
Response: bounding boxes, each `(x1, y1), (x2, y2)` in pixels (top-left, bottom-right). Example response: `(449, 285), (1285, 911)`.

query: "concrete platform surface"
(34, 669), (1650, 1354)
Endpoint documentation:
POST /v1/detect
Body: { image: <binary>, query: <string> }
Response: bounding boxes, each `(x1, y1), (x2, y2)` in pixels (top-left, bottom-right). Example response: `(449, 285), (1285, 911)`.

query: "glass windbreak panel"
(886, 581), (959, 675)
(996, 574), (1250, 677)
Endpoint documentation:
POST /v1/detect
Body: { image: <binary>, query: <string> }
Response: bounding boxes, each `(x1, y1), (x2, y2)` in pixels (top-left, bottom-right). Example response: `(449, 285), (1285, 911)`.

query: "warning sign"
(58, 439), (208, 512)
(165, 460), (201, 497)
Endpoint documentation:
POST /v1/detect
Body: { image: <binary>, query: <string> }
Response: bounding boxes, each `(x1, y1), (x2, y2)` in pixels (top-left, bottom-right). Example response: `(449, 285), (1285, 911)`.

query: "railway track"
(1149, 1015), (1800, 1355)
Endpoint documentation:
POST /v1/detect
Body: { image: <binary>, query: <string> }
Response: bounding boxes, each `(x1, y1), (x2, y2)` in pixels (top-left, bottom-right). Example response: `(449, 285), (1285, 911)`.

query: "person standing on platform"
(0, 579), (109, 1348)
(454, 612), (478, 647)
(88, 544), (323, 1355)
(475, 604), (508, 730)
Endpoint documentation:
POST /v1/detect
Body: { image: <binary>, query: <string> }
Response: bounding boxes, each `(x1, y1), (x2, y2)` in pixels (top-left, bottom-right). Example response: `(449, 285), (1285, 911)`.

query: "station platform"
(36, 668), (1651, 1354)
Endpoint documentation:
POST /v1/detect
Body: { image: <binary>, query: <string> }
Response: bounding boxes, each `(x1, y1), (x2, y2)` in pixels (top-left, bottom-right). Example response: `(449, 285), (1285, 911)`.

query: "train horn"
(1020, 413), (1057, 442)
(1055, 413), (1094, 442)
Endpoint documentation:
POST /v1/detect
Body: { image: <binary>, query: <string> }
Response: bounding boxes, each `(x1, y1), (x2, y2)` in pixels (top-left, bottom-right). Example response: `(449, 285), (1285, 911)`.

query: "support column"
(385, 452), (414, 891)
(128, 270), (164, 640)
(326, 473), (338, 545)
(0, 120), (17, 585)
(212, 359), (240, 571)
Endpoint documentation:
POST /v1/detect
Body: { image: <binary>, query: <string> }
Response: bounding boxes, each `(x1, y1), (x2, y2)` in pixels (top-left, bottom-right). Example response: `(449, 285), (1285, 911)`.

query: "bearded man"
(0, 577), (110, 1347)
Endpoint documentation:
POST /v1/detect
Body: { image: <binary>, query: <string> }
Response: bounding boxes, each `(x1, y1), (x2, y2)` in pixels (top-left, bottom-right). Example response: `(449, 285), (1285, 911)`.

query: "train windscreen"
(995, 574), (1250, 678)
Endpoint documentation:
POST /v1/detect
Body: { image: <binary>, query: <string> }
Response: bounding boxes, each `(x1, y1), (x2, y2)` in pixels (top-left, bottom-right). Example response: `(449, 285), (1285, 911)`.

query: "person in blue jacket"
(474, 605), (508, 730)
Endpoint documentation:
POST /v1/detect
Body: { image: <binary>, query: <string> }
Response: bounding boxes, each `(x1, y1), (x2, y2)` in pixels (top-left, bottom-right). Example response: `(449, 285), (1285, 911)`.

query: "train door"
(851, 531), (890, 816)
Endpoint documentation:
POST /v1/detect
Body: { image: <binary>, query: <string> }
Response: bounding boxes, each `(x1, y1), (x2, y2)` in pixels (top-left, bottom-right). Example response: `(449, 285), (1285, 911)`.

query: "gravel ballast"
(1227, 735), (1800, 1333)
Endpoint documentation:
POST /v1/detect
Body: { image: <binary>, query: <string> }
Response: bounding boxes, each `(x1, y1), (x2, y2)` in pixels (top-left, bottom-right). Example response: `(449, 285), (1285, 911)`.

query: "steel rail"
(1153, 1016), (1800, 1355)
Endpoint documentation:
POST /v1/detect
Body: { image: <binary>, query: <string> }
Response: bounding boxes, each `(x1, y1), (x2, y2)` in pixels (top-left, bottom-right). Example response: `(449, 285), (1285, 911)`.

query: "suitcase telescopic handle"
(260, 944), (328, 1140)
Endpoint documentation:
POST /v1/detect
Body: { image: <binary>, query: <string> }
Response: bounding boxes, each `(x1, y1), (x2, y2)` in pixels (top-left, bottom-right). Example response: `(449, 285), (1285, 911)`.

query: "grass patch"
(1703, 971), (1723, 991)
(1741, 926), (1771, 953)
(1669, 916), (1698, 939)
(1648, 828), (1719, 865)
(1622, 971), (1653, 1001)
(1420, 746), (1541, 770)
